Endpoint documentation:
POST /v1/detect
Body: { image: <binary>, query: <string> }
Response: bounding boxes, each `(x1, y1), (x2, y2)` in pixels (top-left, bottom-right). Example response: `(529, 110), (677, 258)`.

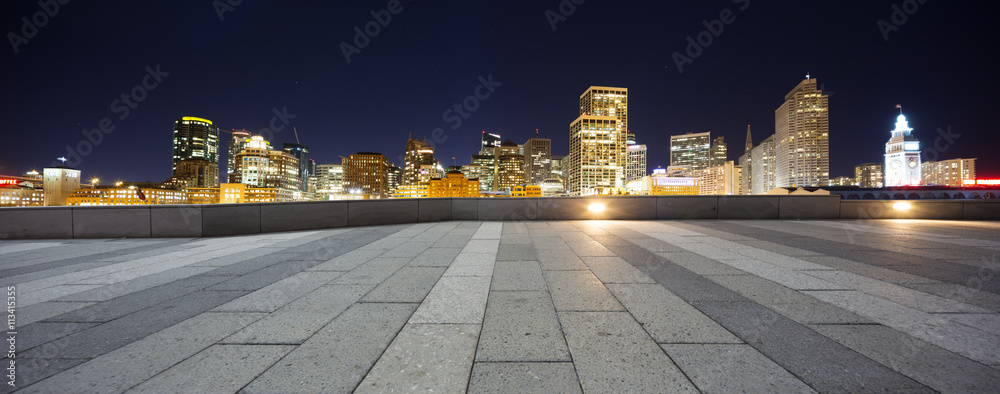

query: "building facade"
(626, 144), (647, 182)
(283, 143), (311, 191)
(569, 115), (621, 196)
(522, 138), (552, 185)
(750, 135), (776, 195)
(689, 161), (740, 195)
(464, 155), (495, 191)
(169, 158), (219, 189)
(427, 171), (480, 198)
(227, 130), (251, 182)
(311, 164), (344, 198)
(774, 78), (829, 188)
(172, 117), (219, 176)
(884, 112), (922, 186)
(403, 138), (435, 186)
(67, 187), (187, 206)
(496, 140), (526, 191)
(342, 152), (389, 198)
(670, 131), (711, 171)
(922, 158), (976, 187)
(43, 166), (80, 206)
(855, 163), (883, 188)
(710, 136), (727, 168)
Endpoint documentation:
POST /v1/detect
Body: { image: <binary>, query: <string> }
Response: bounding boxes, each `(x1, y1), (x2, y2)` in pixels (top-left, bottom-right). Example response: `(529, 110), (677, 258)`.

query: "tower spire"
(744, 125), (753, 154)
(896, 104), (902, 115)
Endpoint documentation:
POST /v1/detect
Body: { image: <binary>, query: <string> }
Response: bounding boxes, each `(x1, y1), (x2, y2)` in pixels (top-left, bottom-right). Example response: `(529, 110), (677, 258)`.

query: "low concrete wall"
(1, 197), (998, 239)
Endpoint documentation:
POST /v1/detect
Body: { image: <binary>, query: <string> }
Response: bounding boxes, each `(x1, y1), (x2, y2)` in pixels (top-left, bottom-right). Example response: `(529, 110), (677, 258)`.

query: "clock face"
(890, 160), (902, 169)
(908, 160), (917, 168)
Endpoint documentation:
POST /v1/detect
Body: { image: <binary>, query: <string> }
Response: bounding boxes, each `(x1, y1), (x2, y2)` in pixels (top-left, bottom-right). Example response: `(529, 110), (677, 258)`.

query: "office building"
(550, 155), (566, 179)
(510, 185), (542, 197)
(283, 143), (311, 191)
(168, 158), (219, 189)
(670, 132), (711, 171)
(775, 78), (829, 187)
(922, 158), (976, 187)
(43, 166), (80, 206)
(540, 178), (566, 197)
(750, 135), (776, 195)
(312, 164), (344, 198)
(496, 140), (526, 191)
(626, 144), (647, 182)
(172, 117), (219, 175)
(0, 175), (43, 207)
(522, 137), (552, 185)
(738, 126), (753, 195)
(855, 163), (883, 188)
(189, 183), (278, 204)
(387, 163), (402, 195)
(230, 136), (301, 201)
(828, 176), (855, 187)
(710, 136), (727, 168)
(427, 170), (480, 198)
(342, 152), (389, 198)
(569, 86), (628, 196)
(884, 112), (922, 186)
(67, 187), (187, 206)
(689, 161), (740, 195)
(227, 130), (251, 181)
(404, 139), (435, 186)
(481, 131), (502, 153)
(464, 155), (495, 191)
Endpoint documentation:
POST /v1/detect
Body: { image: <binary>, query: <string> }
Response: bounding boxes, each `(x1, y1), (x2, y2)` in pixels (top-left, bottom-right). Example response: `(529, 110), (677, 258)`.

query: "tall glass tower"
(172, 117), (219, 176)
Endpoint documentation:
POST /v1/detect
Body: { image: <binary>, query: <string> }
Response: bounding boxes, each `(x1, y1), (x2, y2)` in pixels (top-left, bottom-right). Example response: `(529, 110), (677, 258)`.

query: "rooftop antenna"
(535, 128), (539, 138)
(896, 104), (903, 115)
(293, 127), (300, 144)
(806, 73), (810, 79)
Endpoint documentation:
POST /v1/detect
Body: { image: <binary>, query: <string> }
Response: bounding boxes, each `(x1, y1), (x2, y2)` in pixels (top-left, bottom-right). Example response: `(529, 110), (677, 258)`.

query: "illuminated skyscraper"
(342, 152), (389, 198)
(750, 135), (776, 194)
(569, 86), (628, 195)
(171, 158), (219, 188)
(231, 136), (300, 201)
(670, 131), (711, 171)
(464, 155), (495, 191)
(227, 130), (251, 182)
(283, 143), (311, 192)
(775, 78), (829, 187)
(921, 158), (974, 187)
(626, 144), (647, 182)
(481, 131), (502, 153)
(522, 137), (552, 185)
(312, 164), (344, 197)
(404, 138), (435, 186)
(710, 136), (727, 168)
(884, 111), (921, 186)
(739, 126), (753, 195)
(496, 140), (526, 191)
(172, 117), (219, 175)
(855, 163), (883, 188)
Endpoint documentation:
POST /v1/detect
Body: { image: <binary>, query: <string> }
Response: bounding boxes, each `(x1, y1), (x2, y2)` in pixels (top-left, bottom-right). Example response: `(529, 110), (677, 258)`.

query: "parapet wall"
(1, 196), (998, 239)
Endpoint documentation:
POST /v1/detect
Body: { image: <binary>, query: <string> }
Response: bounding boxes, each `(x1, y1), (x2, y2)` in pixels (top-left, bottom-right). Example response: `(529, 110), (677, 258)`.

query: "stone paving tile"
(17, 301), (95, 326)
(662, 344), (816, 393)
(359, 266), (446, 303)
(530, 236), (570, 250)
(356, 323), (480, 393)
(125, 344), (294, 393)
(799, 255), (942, 284)
(805, 270), (990, 313)
(496, 244), (538, 261)
(543, 270), (624, 312)
(212, 271), (342, 313)
(468, 362), (582, 394)
(490, 261), (546, 291)
(814, 324), (1000, 393)
(560, 311), (697, 392)
(472, 222), (503, 239)
(655, 252), (749, 276)
(476, 291), (570, 362)
(410, 276), (491, 324)
(47, 275), (230, 323)
(904, 283), (1000, 313)
(580, 256), (656, 284)
(55, 266), (218, 303)
(607, 283), (741, 344)
(407, 247), (462, 267)
(462, 239), (500, 254)
(306, 249), (383, 271)
(565, 240), (616, 256)
(242, 303), (416, 393)
(18, 312), (266, 394)
(443, 253), (496, 277)
(222, 284), (373, 345)
(327, 257), (409, 285)
(18, 284), (106, 307)
(17, 322), (99, 351)
(537, 249), (588, 271)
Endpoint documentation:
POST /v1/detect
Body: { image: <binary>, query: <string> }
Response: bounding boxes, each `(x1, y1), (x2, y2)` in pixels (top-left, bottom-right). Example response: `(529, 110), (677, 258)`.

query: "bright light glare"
(588, 203), (606, 213)
(893, 202), (911, 211)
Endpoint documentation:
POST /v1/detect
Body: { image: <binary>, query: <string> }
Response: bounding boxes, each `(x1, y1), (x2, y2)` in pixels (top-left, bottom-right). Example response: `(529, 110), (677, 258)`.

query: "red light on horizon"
(967, 179), (1000, 186)
(0, 179), (17, 186)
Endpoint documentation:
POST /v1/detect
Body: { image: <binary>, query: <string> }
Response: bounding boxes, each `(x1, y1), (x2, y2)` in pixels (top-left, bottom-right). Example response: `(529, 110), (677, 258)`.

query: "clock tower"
(884, 108), (921, 186)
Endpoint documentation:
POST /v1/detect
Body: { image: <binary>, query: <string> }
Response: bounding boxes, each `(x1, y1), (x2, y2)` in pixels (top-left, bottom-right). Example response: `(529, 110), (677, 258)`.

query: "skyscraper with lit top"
(172, 117), (219, 175)
(569, 86), (628, 195)
(774, 78), (829, 188)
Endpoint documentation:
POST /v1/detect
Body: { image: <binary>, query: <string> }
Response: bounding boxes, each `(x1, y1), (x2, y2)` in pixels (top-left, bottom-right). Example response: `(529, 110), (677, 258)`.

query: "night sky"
(3, 0), (998, 184)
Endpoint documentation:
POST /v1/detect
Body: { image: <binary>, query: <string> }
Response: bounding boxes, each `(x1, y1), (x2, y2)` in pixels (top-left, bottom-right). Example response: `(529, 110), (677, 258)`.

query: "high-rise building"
(828, 176), (855, 187)
(172, 117), (219, 176)
(710, 136), (727, 168)
(342, 152), (389, 198)
(170, 158), (219, 188)
(738, 126), (753, 195)
(481, 131), (502, 153)
(312, 164), (344, 198)
(227, 130), (251, 181)
(550, 155), (566, 179)
(522, 138), (552, 185)
(569, 115), (621, 195)
(283, 143), (311, 192)
(775, 78), (829, 188)
(496, 140), (526, 191)
(670, 132), (712, 171)
(626, 144), (647, 182)
(855, 163), (883, 188)
(404, 138), (435, 186)
(884, 112), (921, 186)
(689, 161), (740, 195)
(750, 135), (776, 194)
(387, 163), (402, 194)
(230, 136), (301, 201)
(569, 86), (628, 196)
(922, 158), (975, 187)
(43, 166), (80, 206)
(464, 155), (495, 191)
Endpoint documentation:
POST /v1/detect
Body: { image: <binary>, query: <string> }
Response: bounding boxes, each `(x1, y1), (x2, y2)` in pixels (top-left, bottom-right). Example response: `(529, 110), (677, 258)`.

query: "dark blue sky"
(2, 0), (998, 183)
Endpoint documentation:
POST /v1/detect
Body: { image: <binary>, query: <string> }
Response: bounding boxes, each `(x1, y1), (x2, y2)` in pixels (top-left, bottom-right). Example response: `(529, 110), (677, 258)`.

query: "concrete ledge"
(0, 207), (73, 239)
(4, 197), (999, 239)
(418, 199), (452, 223)
(478, 198), (537, 221)
(151, 205), (202, 238)
(74, 206), (151, 238)
(349, 199), (418, 226)
(720, 196), (779, 219)
(203, 204), (261, 237)
(779, 196), (841, 220)
(656, 196), (718, 219)
(261, 201), (348, 233)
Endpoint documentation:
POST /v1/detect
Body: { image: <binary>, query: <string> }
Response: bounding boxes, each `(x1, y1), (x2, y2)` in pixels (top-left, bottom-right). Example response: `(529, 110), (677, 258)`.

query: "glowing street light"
(588, 203), (606, 213)
(893, 202), (911, 211)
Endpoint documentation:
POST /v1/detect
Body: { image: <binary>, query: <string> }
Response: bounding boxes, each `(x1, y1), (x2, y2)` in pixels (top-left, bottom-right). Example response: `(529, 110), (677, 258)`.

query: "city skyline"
(2, 1), (997, 183)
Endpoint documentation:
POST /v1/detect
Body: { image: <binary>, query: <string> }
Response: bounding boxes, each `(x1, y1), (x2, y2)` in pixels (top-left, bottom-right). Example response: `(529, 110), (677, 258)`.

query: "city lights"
(893, 202), (911, 211)
(588, 203), (606, 213)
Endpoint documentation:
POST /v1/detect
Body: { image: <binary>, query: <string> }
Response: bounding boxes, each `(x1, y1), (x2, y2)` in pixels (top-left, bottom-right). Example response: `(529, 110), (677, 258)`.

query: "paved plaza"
(3, 220), (1000, 393)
